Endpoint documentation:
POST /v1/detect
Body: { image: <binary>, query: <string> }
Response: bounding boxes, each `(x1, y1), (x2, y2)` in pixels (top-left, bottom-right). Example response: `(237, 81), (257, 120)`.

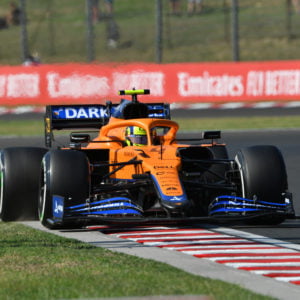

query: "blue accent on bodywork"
(209, 195), (289, 216)
(210, 208), (259, 213)
(147, 104), (170, 118)
(78, 209), (142, 216)
(216, 195), (287, 207)
(52, 195), (64, 219)
(151, 174), (188, 204)
(66, 197), (134, 210)
(65, 196), (143, 217)
(52, 105), (108, 120)
(69, 201), (140, 213)
(111, 100), (130, 118)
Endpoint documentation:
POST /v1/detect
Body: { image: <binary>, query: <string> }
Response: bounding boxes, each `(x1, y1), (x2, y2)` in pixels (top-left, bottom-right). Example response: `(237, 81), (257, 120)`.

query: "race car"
(0, 89), (295, 229)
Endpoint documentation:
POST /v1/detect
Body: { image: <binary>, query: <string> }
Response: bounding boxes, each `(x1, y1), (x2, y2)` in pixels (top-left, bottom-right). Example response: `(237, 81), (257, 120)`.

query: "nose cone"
(150, 173), (190, 211)
(160, 195), (190, 211)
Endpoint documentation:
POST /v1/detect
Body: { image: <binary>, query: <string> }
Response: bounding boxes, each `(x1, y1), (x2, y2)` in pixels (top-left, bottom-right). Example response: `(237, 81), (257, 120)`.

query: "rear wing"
(44, 101), (170, 147)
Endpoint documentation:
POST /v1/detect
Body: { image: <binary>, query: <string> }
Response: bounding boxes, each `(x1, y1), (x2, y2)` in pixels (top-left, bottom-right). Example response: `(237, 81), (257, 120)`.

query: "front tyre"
(235, 145), (288, 225)
(0, 147), (48, 221)
(39, 150), (90, 229)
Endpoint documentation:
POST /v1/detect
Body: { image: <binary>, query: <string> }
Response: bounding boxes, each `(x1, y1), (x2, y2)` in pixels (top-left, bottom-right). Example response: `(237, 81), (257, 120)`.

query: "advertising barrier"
(1, 61), (300, 106)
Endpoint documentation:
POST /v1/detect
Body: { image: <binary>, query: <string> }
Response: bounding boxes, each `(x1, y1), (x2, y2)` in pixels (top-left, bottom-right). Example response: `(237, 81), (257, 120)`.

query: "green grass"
(1, 116), (300, 136)
(0, 0), (300, 64)
(0, 120), (43, 136)
(0, 222), (275, 300)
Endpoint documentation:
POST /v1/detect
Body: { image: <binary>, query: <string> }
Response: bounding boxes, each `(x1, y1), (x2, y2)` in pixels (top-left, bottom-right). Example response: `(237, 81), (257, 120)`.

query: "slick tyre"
(0, 147), (48, 221)
(235, 145), (288, 225)
(39, 150), (90, 229)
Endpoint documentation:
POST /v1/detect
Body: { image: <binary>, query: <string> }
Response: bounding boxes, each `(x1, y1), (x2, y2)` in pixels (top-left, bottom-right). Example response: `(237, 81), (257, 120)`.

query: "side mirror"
(70, 133), (90, 143)
(202, 131), (221, 140)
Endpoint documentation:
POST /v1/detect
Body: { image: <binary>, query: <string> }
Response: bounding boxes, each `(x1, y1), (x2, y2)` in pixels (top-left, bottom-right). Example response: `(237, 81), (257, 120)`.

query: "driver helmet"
(125, 126), (148, 146)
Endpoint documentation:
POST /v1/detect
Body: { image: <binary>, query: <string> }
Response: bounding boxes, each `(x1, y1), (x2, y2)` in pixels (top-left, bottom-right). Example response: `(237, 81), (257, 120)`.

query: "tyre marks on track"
(91, 225), (300, 286)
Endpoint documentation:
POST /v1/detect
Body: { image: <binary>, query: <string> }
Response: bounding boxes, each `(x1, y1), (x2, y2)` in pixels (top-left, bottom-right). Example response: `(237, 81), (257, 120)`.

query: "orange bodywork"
(84, 117), (189, 198)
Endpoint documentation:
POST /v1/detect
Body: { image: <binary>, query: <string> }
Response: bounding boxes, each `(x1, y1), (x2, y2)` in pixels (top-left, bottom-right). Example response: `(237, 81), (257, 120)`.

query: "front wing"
(48, 194), (295, 227)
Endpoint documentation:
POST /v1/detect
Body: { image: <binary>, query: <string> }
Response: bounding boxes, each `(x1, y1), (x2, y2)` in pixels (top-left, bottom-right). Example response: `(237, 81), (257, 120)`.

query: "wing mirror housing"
(70, 133), (91, 143)
(202, 131), (221, 140)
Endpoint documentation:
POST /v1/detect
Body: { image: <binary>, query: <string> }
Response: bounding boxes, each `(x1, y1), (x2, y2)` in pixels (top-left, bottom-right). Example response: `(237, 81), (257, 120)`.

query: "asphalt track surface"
(3, 107), (300, 299)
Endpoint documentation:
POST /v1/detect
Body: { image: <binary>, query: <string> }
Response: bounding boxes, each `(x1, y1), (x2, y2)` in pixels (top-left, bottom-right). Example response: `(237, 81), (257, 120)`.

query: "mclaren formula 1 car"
(0, 89), (295, 228)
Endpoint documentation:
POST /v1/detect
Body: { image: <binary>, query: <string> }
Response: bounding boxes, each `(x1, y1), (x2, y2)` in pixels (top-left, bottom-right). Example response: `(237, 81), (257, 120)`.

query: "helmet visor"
(128, 135), (147, 146)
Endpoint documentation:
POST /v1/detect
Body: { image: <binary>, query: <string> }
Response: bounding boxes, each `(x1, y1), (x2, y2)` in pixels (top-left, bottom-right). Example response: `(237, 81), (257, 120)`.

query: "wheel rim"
(235, 155), (246, 198)
(38, 158), (47, 222)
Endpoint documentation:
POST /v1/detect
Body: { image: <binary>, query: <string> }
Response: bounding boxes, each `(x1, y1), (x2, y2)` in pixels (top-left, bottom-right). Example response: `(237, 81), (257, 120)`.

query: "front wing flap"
(208, 195), (295, 218)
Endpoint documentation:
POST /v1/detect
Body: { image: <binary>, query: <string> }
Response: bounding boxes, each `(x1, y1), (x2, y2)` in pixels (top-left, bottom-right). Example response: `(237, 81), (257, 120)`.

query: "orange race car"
(0, 89), (295, 229)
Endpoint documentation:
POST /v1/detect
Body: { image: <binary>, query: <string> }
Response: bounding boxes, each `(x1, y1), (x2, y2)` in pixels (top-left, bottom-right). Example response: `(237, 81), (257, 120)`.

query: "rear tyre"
(39, 150), (90, 229)
(235, 145), (288, 225)
(0, 147), (48, 221)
